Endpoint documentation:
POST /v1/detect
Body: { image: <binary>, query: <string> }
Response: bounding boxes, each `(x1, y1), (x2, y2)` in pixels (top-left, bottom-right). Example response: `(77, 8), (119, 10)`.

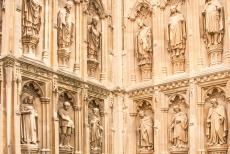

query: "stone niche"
(86, 0), (105, 79)
(58, 91), (75, 154)
(88, 99), (104, 154)
(20, 81), (44, 154)
(129, 0), (153, 82)
(204, 88), (229, 154)
(136, 99), (154, 154)
(168, 94), (189, 154)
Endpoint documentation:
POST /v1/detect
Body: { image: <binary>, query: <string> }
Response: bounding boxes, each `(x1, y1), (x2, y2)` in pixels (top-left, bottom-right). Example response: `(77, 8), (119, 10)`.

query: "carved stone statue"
(58, 101), (74, 149)
(87, 16), (101, 60)
(206, 98), (228, 146)
(169, 106), (188, 150)
(135, 19), (152, 80)
(136, 19), (152, 67)
(57, 0), (74, 67)
(138, 110), (154, 151)
(90, 108), (103, 151)
(168, 5), (186, 73)
(22, 0), (42, 56)
(202, 0), (224, 65)
(20, 95), (38, 144)
(87, 16), (101, 77)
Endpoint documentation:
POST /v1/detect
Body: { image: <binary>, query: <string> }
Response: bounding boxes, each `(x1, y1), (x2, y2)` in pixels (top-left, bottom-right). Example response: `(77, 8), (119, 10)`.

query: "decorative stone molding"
(128, 87), (154, 98)
(84, 0), (106, 18)
(156, 0), (185, 10)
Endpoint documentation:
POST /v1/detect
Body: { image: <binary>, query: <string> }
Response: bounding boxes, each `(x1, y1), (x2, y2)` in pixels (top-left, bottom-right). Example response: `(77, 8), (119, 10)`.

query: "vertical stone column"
(52, 75), (59, 154)
(113, 91), (124, 154)
(160, 107), (169, 154)
(186, 0), (201, 73)
(51, 0), (58, 70)
(74, 1), (81, 74)
(100, 18), (108, 84)
(153, 7), (165, 83)
(83, 85), (90, 154)
(4, 58), (15, 154)
(40, 97), (51, 154)
(226, 0), (230, 64)
(12, 63), (22, 154)
(153, 88), (160, 154)
(188, 81), (198, 153)
(82, 3), (88, 80)
(0, 62), (3, 154)
(197, 86), (205, 154)
(103, 95), (111, 154)
(42, 0), (49, 64)
(112, 0), (123, 87)
(73, 89), (82, 154)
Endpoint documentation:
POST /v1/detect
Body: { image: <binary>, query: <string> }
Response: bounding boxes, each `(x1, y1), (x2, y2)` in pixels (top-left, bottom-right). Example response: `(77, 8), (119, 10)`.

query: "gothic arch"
(21, 80), (44, 98)
(128, 0), (153, 21)
(169, 94), (188, 107)
(203, 86), (226, 102)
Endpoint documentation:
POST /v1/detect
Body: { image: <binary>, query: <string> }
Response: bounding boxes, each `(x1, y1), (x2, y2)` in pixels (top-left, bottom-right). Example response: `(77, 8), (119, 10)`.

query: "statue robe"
(22, 0), (41, 37)
(168, 12), (186, 50)
(206, 104), (228, 145)
(20, 104), (37, 144)
(139, 116), (154, 147)
(170, 111), (188, 144)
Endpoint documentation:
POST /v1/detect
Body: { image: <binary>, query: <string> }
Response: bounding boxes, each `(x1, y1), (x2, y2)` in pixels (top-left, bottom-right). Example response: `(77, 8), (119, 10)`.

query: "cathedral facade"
(0, 0), (230, 154)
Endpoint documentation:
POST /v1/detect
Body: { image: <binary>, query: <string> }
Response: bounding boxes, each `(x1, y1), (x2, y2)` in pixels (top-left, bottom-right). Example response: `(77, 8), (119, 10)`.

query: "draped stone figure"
(168, 5), (186, 73)
(202, 0), (224, 47)
(138, 110), (154, 151)
(206, 98), (228, 146)
(20, 96), (38, 144)
(169, 106), (188, 149)
(57, 0), (74, 67)
(136, 19), (152, 66)
(22, 0), (42, 55)
(87, 16), (101, 60)
(90, 108), (103, 151)
(58, 101), (74, 149)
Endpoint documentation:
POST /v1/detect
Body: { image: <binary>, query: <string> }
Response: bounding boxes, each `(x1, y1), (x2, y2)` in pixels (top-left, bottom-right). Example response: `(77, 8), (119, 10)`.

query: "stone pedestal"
(171, 56), (185, 74)
(207, 44), (223, 66)
(169, 147), (188, 154)
(139, 150), (154, 154)
(21, 144), (39, 154)
(90, 148), (102, 154)
(87, 58), (99, 78)
(207, 144), (228, 154)
(59, 147), (74, 154)
(22, 35), (39, 56)
(139, 63), (152, 81)
(58, 48), (71, 68)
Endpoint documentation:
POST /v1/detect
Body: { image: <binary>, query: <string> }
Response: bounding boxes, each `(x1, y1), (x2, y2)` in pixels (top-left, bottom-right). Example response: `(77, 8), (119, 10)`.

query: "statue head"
(170, 5), (178, 14)
(93, 108), (100, 116)
(139, 110), (145, 118)
(210, 98), (218, 108)
(92, 16), (100, 27)
(24, 95), (34, 104)
(65, 0), (74, 11)
(173, 105), (181, 113)
(63, 101), (71, 110)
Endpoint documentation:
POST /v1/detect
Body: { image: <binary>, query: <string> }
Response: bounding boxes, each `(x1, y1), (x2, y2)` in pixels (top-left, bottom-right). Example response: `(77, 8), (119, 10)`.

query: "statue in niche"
(168, 5), (186, 73)
(20, 95), (38, 144)
(90, 108), (103, 151)
(169, 105), (188, 149)
(138, 110), (154, 151)
(21, 0), (42, 55)
(202, 0), (224, 47)
(87, 16), (101, 60)
(136, 19), (152, 66)
(57, 0), (74, 67)
(206, 98), (228, 146)
(58, 101), (74, 149)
